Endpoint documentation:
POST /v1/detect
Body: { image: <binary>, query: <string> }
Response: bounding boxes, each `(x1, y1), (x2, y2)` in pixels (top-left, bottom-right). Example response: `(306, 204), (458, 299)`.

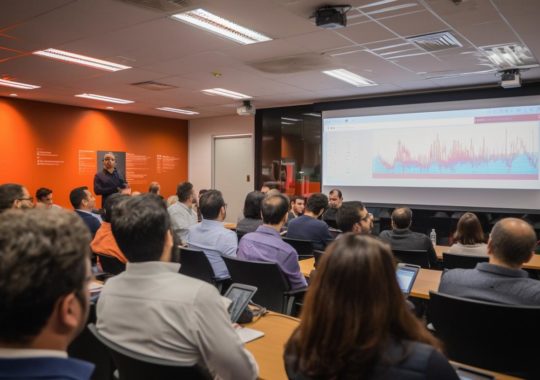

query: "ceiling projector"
(237, 100), (255, 116)
(315, 5), (350, 29)
(500, 69), (521, 89)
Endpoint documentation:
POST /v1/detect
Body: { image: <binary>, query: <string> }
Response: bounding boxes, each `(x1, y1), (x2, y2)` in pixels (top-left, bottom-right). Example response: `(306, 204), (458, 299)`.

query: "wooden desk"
(436, 245), (540, 270)
(300, 257), (441, 300)
(224, 222), (237, 230)
(244, 312), (298, 380)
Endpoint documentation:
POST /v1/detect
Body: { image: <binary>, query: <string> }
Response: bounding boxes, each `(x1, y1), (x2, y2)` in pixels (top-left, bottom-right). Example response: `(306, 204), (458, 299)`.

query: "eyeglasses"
(18, 196), (34, 202)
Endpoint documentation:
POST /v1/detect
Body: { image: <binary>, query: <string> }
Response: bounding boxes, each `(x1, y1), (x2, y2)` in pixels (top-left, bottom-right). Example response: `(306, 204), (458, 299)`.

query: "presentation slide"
(322, 96), (540, 210)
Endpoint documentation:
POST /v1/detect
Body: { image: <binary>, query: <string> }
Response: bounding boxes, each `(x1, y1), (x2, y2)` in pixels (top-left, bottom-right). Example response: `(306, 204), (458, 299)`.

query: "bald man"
(438, 218), (540, 305)
(94, 152), (127, 208)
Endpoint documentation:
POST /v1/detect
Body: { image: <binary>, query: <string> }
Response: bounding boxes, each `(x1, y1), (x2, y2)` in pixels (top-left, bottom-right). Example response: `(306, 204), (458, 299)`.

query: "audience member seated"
(439, 218), (540, 305)
(0, 208), (94, 380)
(148, 181), (160, 195)
(0, 183), (34, 212)
(238, 193), (307, 290)
(70, 186), (101, 238)
(336, 201), (373, 235)
(447, 212), (487, 256)
(236, 191), (265, 234)
(90, 193), (129, 264)
(195, 189), (207, 222)
(168, 181), (198, 245)
(286, 193), (332, 251)
(35, 187), (57, 209)
(166, 194), (178, 207)
(379, 207), (438, 268)
(287, 195), (305, 224)
(96, 194), (257, 380)
(284, 234), (458, 380)
(187, 190), (238, 280)
(322, 189), (342, 228)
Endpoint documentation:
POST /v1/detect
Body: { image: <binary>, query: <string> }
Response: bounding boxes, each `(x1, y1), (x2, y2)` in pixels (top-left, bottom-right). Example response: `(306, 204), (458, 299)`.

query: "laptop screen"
(396, 264), (419, 295)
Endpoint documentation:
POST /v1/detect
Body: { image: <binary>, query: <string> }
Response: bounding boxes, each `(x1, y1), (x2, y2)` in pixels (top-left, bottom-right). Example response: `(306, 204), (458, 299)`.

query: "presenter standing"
(94, 152), (128, 208)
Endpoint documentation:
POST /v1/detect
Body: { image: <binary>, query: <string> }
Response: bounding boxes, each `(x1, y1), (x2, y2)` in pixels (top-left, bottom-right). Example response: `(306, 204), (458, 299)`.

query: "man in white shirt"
(168, 181), (198, 244)
(97, 194), (258, 380)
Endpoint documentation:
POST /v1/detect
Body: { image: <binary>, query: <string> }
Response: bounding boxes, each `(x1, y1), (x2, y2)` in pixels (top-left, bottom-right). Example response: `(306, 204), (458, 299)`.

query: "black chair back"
(97, 254), (126, 275)
(282, 237), (314, 259)
(236, 230), (247, 242)
(392, 249), (430, 268)
(442, 252), (488, 269)
(313, 249), (325, 268)
(428, 291), (540, 378)
(222, 256), (291, 313)
(88, 325), (212, 380)
(178, 247), (217, 285)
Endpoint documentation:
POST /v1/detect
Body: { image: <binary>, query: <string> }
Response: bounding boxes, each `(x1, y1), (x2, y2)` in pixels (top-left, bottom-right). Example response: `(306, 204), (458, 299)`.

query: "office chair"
(222, 256), (306, 315)
(88, 325), (212, 380)
(282, 237), (314, 260)
(178, 247), (223, 291)
(392, 249), (430, 269)
(236, 230), (248, 242)
(442, 252), (488, 269)
(428, 291), (540, 379)
(96, 253), (126, 275)
(313, 249), (325, 268)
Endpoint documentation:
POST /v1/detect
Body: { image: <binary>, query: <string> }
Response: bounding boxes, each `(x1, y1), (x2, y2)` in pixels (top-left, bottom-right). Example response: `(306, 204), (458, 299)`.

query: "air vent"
(406, 31), (462, 52)
(248, 53), (333, 74)
(116, 0), (189, 12)
(131, 81), (178, 91)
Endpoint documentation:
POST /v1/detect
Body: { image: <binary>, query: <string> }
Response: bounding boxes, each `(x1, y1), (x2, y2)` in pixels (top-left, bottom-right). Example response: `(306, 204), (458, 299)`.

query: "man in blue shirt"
(238, 193), (307, 290)
(0, 208), (94, 380)
(70, 186), (101, 238)
(187, 190), (237, 279)
(286, 193), (332, 251)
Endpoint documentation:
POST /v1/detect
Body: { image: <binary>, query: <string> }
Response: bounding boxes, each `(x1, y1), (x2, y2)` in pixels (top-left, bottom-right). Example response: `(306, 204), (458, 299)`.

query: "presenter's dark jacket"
(379, 228), (438, 268)
(94, 168), (127, 207)
(0, 357), (94, 380)
(75, 209), (101, 239)
(438, 262), (540, 305)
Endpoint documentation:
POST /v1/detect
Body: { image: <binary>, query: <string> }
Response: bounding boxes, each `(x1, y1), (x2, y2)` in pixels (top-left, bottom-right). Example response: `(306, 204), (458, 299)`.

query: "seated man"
(35, 187), (54, 209)
(96, 194), (257, 380)
(70, 186), (101, 238)
(322, 188), (342, 228)
(168, 181), (198, 244)
(0, 183), (34, 212)
(286, 193), (332, 251)
(336, 201), (373, 235)
(379, 207), (437, 268)
(238, 193), (307, 290)
(90, 193), (129, 264)
(187, 190), (237, 280)
(439, 218), (540, 305)
(287, 195), (305, 222)
(0, 208), (94, 380)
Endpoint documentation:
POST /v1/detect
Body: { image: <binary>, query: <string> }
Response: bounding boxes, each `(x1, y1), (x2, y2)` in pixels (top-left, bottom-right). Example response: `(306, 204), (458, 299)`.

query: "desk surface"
(435, 245), (540, 270)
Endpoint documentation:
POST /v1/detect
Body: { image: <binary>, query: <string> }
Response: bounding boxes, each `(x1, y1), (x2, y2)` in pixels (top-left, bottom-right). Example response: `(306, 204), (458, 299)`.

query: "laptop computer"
(396, 263), (420, 296)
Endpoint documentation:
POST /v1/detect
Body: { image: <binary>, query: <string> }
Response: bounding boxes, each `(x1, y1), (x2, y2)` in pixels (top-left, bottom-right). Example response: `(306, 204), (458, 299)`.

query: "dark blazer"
(438, 262), (540, 305)
(286, 215), (332, 251)
(379, 228), (438, 268)
(75, 210), (101, 238)
(0, 357), (94, 380)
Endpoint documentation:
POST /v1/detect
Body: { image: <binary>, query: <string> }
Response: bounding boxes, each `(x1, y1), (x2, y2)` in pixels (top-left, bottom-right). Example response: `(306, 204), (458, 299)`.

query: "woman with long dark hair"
(284, 234), (458, 380)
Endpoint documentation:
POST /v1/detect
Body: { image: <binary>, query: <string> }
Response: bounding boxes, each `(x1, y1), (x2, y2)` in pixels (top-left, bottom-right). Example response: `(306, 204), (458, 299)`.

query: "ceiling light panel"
(202, 88), (252, 99)
(171, 9), (272, 45)
(157, 107), (199, 115)
(75, 93), (134, 104)
(480, 44), (539, 69)
(322, 69), (377, 87)
(33, 48), (132, 71)
(0, 79), (40, 89)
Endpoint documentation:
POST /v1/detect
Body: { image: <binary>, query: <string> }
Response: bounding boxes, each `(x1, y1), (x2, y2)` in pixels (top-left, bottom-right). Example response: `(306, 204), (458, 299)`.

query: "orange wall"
(0, 98), (188, 208)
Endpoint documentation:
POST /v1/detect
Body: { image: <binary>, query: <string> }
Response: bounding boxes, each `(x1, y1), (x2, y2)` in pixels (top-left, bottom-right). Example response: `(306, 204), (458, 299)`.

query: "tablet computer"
(224, 283), (258, 323)
(396, 263), (420, 296)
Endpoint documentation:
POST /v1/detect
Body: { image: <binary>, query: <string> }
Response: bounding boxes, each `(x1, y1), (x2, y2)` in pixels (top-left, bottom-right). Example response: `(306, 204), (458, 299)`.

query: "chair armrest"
(284, 287), (308, 296)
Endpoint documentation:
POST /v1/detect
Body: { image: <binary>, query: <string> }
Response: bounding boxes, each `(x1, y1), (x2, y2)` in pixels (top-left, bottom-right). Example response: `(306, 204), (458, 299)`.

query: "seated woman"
(236, 191), (265, 234)
(448, 212), (487, 256)
(284, 234), (458, 380)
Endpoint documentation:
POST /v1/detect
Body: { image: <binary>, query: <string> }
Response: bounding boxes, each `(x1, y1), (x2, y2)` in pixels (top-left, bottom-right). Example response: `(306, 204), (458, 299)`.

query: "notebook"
(396, 263), (420, 296)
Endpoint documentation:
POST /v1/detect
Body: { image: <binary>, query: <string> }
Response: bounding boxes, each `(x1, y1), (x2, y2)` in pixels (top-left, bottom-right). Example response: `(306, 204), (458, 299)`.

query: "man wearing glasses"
(336, 201), (374, 235)
(0, 183), (34, 213)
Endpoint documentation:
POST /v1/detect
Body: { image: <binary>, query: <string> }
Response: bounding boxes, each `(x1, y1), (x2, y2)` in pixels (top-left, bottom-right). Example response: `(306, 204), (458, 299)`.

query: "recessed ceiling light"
(33, 48), (131, 71)
(172, 9), (272, 45)
(157, 107), (199, 115)
(202, 88), (252, 99)
(480, 44), (539, 69)
(75, 93), (134, 104)
(0, 79), (40, 90)
(322, 69), (377, 87)
(9, 93), (18, 97)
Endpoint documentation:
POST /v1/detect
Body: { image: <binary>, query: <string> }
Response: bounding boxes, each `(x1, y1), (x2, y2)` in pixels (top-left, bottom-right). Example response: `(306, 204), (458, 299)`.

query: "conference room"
(1, 0), (540, 379)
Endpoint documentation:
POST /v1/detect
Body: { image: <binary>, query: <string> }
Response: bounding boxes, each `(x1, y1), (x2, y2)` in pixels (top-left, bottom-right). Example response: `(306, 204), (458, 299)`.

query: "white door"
(213, 135), (253, 223)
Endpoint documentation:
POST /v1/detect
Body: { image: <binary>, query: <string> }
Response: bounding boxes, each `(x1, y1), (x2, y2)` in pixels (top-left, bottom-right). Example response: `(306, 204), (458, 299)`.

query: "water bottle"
(430, 228), (437, 246)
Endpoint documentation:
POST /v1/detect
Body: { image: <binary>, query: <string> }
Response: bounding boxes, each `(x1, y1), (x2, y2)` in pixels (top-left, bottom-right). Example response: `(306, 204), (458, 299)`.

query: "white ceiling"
(1, 0), (539, 120)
